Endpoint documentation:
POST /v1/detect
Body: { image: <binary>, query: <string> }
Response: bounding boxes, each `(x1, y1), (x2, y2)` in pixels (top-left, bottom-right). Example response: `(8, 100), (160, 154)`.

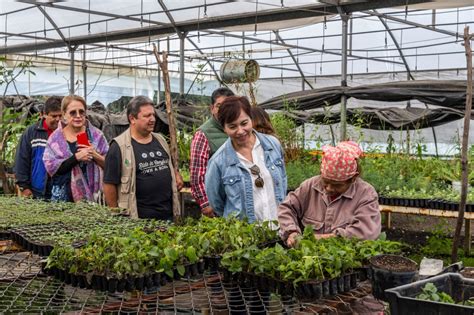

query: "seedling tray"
(223, 270), (358, 300)
(10, 226), (60, 256)
(1, 250), (376, 313)
(43, 260), (206, 293)
(378, 196), (474, 212)
(0, 231), (10, 240)
(204, 255), (222, 271)
(385, 272), (474, 315)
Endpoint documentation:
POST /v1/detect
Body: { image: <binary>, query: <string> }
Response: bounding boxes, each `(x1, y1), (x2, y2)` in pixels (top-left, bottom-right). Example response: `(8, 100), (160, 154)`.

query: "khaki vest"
(113, 128), (181, 219)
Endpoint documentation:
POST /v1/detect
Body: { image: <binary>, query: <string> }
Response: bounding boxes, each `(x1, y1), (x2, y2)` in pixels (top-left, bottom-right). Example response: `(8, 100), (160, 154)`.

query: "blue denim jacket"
(205, 131), (287, 222)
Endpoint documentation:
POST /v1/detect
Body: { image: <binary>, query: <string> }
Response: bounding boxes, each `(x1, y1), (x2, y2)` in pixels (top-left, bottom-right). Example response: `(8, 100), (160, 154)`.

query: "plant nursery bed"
(203, 240), (283, 272)
(203, 255), (222, 271)
(223, 270), (358, 300)
(0, 231), (10, 240)
(10, 228), (54, 257)
(43, 260), (206, 293)
(379, 196), (474, 212)
(385, 273), (474, 315)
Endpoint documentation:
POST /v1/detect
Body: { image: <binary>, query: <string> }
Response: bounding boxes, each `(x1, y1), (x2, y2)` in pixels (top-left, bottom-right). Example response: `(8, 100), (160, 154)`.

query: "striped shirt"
(190, 130), (211, 209)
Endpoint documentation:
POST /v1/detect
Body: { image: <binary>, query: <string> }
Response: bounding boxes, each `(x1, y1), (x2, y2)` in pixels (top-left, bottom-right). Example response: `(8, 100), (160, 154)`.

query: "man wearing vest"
(103, 96), (183, 220)
(190, 87), (234, 217)
(14, 96), (62, 199)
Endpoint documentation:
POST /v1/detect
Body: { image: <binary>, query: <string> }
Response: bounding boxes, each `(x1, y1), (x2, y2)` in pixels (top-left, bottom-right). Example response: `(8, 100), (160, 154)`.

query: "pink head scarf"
(320, 141), (363, 181)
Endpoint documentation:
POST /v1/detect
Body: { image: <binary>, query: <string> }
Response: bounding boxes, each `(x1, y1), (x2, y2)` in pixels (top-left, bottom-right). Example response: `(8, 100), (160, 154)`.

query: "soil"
(388, 213), (467, 236)
(383, 213), (468, 253)
(385, 228), (432, 247)
(370, 255), (417, 272)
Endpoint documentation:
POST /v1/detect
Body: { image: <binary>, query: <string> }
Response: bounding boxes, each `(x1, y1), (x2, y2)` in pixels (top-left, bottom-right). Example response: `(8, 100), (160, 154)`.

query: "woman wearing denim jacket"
(205, 96), (287, 223)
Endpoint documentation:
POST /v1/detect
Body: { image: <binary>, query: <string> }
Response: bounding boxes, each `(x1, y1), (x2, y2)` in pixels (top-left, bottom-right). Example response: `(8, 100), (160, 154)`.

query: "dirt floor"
(389, 213), (461, 235)
(386, 213), (469, 246)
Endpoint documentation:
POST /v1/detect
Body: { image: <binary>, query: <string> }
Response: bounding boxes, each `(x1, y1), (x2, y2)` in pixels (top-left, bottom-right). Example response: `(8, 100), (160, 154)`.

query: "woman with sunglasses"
(43, 95), (109, 202)
(278, 141), (381, 247)
(205, 96), (287, 222)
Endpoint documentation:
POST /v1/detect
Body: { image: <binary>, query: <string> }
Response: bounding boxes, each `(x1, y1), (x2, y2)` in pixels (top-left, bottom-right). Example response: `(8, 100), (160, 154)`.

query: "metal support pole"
(28, 70), (31, 97)
(349, 14), (353, 55)
(82, 47), (87, 102)
(340, 13), (349, 141)
(179, 32), (186, 99)
(157, 40), (161, 103)
(69, 46), (75, 95)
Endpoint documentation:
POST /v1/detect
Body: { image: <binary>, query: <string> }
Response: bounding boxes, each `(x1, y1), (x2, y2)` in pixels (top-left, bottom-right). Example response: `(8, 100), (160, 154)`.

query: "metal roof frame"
(1, 0), (473, 134)
(0, 0), (435, 55)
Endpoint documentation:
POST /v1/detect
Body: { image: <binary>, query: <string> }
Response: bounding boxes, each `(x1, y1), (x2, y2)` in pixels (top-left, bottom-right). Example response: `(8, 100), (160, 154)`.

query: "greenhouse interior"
(1, 0), (474, 313)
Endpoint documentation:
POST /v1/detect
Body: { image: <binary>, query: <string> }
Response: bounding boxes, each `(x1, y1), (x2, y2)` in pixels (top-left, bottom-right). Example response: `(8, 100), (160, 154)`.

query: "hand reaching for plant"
(201, 206), (215, 218)
(21, 188), (33, 198)
(286, 232), (300, 247)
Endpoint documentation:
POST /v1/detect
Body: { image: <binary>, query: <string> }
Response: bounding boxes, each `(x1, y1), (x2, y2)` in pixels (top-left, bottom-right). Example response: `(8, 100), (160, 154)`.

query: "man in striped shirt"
(190, 88), (234, 217)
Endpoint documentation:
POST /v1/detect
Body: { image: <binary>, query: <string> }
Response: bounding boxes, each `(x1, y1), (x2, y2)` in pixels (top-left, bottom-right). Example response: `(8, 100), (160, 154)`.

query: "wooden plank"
(380, 205), (474, 220)
(386, 212), (392, 229)
(180, 187), (191, 194)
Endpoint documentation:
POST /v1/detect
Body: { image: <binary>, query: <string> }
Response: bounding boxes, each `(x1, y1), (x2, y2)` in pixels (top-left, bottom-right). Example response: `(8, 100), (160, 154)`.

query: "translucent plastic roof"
(1, 0), (474, 83)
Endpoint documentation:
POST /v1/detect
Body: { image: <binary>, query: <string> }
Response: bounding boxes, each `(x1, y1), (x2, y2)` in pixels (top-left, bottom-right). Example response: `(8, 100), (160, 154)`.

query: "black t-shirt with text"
(104, 137), (173, 220)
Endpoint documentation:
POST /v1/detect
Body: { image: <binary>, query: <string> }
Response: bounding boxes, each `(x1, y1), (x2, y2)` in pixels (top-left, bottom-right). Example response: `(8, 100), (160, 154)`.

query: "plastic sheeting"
(260, 80), (473, 112)
(2, 1), (473, 82)
(285, 106), (464, 130)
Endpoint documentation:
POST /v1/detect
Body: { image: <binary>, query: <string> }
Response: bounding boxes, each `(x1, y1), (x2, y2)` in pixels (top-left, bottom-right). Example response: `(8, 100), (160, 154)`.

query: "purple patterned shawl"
(43, 121), (109, 202)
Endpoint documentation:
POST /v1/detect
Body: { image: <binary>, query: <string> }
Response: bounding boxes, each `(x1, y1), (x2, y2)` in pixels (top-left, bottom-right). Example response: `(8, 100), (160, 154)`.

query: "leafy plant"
(270, 99), (305, 162)
(416, 283), (455, 304)
(44, 216), (278, 280)
(221, 226), (402, 286)
(421, 222), (453, 256)
(285, 159), (320, 190)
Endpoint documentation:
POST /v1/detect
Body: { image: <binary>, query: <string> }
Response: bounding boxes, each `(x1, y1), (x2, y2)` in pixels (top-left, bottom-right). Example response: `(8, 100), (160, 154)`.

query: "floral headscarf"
(320, 141), (362, 181)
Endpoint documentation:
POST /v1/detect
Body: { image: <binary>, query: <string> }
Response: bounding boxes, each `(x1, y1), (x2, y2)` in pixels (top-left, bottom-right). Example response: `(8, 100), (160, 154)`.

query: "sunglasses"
(249, 165), (264, 188)
(68, 109), (86, 117)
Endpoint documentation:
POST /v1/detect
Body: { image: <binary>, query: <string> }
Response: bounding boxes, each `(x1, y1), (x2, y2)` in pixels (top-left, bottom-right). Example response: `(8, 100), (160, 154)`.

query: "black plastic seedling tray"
(378, 196), (474, 212)
(385, 272), (474, 315)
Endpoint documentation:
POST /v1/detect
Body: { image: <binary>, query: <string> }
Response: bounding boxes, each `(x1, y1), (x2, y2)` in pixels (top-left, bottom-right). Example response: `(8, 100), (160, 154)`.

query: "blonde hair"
(61, 95), (87, 113)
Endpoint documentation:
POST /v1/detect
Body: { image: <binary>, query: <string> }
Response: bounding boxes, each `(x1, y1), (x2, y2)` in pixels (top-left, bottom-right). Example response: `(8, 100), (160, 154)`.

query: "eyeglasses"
(249, 165), (264, 188)
(68, 109), (86, 117)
